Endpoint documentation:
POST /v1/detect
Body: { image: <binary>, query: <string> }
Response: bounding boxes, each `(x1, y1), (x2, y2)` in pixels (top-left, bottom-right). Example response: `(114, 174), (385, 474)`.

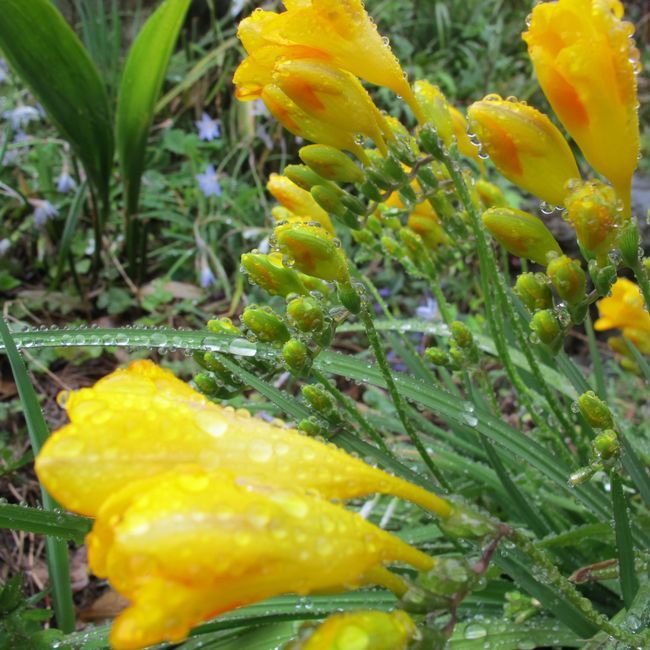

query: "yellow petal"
(523, 0), (640, 212)
(595, 278), (650, 334)
(92, 470), (434, 649)
(468, 96), (580, 206)
(35, 360), (452, 518)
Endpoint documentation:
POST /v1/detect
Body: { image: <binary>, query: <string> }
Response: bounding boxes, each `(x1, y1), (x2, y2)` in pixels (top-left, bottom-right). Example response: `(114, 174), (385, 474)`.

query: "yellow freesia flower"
(523, 0), (640, 213)
(290, 610), (417, 650)
(235, 1), (422, 120)
(36, 360), (452, 519)
(267, 173), (335, 233)
(414, 80), (454, 147)
(467, 95), (580, 207)
(595, 278), (650, 354)
(86, 469), (434, 649)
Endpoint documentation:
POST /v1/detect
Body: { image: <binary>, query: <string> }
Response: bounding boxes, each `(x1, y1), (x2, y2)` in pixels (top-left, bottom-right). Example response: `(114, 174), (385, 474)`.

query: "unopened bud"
(302, 384), (335, 415)
(298, 418), (326, 437)
(310, 184), (346, 218)
(282, 338), (311, 375)
(241, 252), (307, 297)
(337, 283), (361, 314)
(340, 193), (367, 216)
(381, 156), (408, 184)
(241, 307), (290, 343)
(593, 429), (619, 460)
(450, 321), (473, 349)
(618, 220), (641, 269)
(418, 557), (476, 597)
(546, 256), (586, 306)
(438, 501), (495, 539)
(287, 296), (324, 332)
(398, 183), (418, 206)
(283, 164), (328, 191)
(359, 180), (383, 201)
(299, 144), (364, 184)
(577, 391), (614, 430)
(194, 372), (219, 396)
(207, 317), (240, 335)
(530, 309), (562, 347)
(425, 347), (455, 369)
(419, 125), (445, 159)
(514, 273), (553, 312)
(475, 179), (508, 208)
(416, 165), (438, 190)
(414, 80), (454, 147)
(275, 223), (350, 284)
(588, 260), (617, 297)
(482, 207), (562, 266)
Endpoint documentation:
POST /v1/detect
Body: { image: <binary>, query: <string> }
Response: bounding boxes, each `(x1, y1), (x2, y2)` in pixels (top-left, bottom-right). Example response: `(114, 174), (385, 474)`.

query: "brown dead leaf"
(79, 589), (129, 622)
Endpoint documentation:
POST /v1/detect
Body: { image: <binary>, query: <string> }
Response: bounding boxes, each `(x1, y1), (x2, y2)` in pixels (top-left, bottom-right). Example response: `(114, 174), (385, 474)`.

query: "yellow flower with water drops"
(414, 80), (454, 148)
(594, 278), (650, 354)
(467, 95), (580, 207)
(449, 105), (482, 163)
(523, 0), (640, 213)
(86, 469), (434, 649)
(267, 173), (335, 233)
(235, 1), (422, 120)
(36, 360), (453, 518)
(288, 610), (417, 650)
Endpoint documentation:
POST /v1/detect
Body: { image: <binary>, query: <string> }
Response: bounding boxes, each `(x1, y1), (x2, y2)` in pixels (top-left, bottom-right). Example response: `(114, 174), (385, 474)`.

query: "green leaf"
(0, 503), (92, 544)
(0, 316), (75, 633)
(0, 0), (113, 201)
(116, 0), (191, 216)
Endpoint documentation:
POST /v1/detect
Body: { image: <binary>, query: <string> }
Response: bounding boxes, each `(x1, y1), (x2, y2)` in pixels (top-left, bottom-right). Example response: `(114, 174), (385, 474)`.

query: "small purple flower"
(3, 105), (40, 130)
(56, 170), (77, 194)
(195, 164), (222, 198)
(195, 112), (221, 141)
(416, 296), (438, 321)
(250, 99), (269, 117)
(230, 0), (247, 17)
(256, 125), (273, 149)
(31, 199), (59, 227)
(199, 262), (216, 288)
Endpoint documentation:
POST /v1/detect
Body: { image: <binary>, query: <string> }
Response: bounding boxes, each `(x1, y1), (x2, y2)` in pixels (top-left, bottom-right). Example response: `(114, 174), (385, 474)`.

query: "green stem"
(359, 305), (445, 486)
(584, 312), (606, 400)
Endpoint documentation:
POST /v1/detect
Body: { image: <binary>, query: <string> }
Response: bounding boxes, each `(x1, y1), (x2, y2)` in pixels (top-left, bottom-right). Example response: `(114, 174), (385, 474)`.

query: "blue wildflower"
(31, 200), (59, 227)
(200, 263), (216, 288)
(3, 106), (40, 130)
(416, 296), (438, 321)
(195, 112), (221, 141)
(56, 170), (77, 194)
(196, 165), (222, 198)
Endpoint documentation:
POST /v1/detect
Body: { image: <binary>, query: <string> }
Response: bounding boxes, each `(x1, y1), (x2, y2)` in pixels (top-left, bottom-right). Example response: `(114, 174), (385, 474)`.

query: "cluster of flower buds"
(569, 391), (621, 486)
(425, 321), (480, 372)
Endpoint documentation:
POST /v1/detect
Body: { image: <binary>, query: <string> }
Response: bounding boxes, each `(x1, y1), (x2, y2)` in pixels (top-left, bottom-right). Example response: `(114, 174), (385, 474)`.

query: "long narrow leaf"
(116, 0), (191, 215)
(0, 0), (113, 201)
(0, 503), (92, 544)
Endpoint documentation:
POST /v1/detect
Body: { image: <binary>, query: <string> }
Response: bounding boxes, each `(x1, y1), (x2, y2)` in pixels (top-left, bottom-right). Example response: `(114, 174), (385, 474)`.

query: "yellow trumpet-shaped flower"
(414, 80), (454, 147)
(523, 0), (640, 213)
(267, 173), (335, 233)
(272, 59), (393, 155)
(449, 105), (481, 162)
(35, 360), (452, 518)
(468, 96), (580, 207)
(290, 610), (417, 650)
(235, 2), (422, 120)
(86, 469), (434, 649)
(595, 278), (650, 354)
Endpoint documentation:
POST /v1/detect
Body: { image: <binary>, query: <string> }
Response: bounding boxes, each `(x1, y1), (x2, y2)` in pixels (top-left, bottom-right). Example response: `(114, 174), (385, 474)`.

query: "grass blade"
(53, 180), (88, 288)
(0, 503), (92, 544)
(0, 0), (113, 203)
(0, 316), (75, 632)
(610, 473), (639, 607)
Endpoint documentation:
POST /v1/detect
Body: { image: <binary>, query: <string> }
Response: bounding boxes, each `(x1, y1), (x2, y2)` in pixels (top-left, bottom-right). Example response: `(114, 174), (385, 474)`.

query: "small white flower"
(195, 112), (221, 141)
(3, 105), (41, 130)
(195, 165), (222, 198)
(231, 0), (247, 17)
(200, 263), (216, 288)
(416, 296), (438, 321)
(249, 99), (269, 117)
(0, 238), (10, 256)
(56, 170), (77, 194)
(31, 199), (59, 227)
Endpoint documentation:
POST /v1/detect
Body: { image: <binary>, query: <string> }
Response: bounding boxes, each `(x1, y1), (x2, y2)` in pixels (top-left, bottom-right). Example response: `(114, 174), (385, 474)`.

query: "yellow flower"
(291, 610), (417, 650)
(235, 2), (422, 120)
(523, 0), (640, 213)
(36, 361), (453, 519)
(267, 173), (335, 233)
(87, 469), (434, 649)
(449, 105), (482, 163)
(595, 278), (650, 354)
(414, 80), (454, 147)
(468, 96), (580, 207)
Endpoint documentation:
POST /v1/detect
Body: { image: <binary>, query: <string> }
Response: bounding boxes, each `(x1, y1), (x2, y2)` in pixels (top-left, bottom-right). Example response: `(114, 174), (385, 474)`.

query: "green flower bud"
(546, 255), (586, 306)
(275, 223), (350, 284)
(475, 178), (508, 208)
(351, 229), (375, 246)
(578, 391), (614, 430)
(399, 584), (450, 614)
(438, 501), (495, 540)
(449, 345), (467, 369)
(194, 372), (219, 395)
(450, 321), (473, 349)
(588, 260), (617, 297)
(618, 220), (641, 269)
(418, 557), (476, 597)
(418, 124), (446, 159)
(530, 309), (562, 347)
(287, 296), (324, 332)
(241, 252), (307, 297)
(302, 384), (335, 415)
(339, 193), (367, 215)
(416, 165), (438, 190)
(564, 180), (624, 263)
(398, 183), (418, 206)
(593, 429), (619, 460)
(425, 347), (454, 368)
(569, 463), (602, 487)
(207, 317), (241, 335)
(299, 144), (364, 184)
(482, 207), (562, 266)
(310, 184), (346, 217)
(359, 180), (383, 201)
(514, 273), (553, 312)
(337, 283), (361, 314)
(282, 338), (311, 375)
(366, 168), (393, 191)
(241, 307), (290, 343)
(298, 418), (325, 437)
(283, 164), (328, 191)
(381, 156), (408, 184)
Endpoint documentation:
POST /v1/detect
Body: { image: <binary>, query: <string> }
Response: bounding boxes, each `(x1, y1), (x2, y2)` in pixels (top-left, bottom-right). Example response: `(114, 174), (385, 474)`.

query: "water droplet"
(228, 338), (257, 357)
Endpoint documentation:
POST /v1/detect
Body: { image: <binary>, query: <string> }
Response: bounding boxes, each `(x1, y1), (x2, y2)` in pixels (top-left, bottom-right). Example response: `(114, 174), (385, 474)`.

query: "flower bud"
(282, 338), (311, 375)
(287, 296), (324, 333)
(546, 256), (586, 306)
(418, 124), (446, 159)
(449, 105), (480, 162)
(337, 283), (361, 314)
(359, 179), (383, 201)
(425, 347), (453, 368)
(530, 309), (563, 348)
(339, 193), (366, 216)
(302, 384), (336, 416)
(207, 317), (241, 336)
(475, 179), (508, 208)
(564, 180), (624, 263)
(193, 372), (220, 396)
(241, 307), (290, 343)
(299, 144), (364, 184)
(468, 96), (580, 206)
(380, 156), (409, 184)
(275, 223), (350, 284)
(577, 391), (614, 430)
(283, 164), (328, 191)
(310, 184), (346, 218)
(414, 80), (454, 147)
(241, 252), (307, 297)
(298, 418), (326, 437)
(514, 273), (553, 312)
(588, 260), (617, 297)
(450, 322), (473, 349)
(618, 220), (641, 269)
(593, 429), (620, 461)
(438, 501), (495, 540)
(418, 557), (476, 597)
(482, 207), (562, 265)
